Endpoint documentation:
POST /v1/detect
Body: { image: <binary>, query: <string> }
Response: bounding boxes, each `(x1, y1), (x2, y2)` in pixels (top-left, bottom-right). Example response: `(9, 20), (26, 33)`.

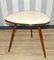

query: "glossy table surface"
(5, 11), (50, 25)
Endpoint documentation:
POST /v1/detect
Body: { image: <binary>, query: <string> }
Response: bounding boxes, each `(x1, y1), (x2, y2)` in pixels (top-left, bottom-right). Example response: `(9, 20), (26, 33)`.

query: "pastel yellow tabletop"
(5, 11), (50, 25)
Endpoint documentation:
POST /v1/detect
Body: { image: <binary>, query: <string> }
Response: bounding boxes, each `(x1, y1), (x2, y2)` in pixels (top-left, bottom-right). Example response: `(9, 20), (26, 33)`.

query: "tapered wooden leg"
(8, 24), (16, 52)
(31, 29), (33, 38)
(38, 26), (46, 58)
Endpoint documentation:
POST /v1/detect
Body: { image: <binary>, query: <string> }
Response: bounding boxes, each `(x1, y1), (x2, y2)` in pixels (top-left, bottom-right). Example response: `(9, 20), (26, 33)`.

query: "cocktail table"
(4, 11), (50, 58)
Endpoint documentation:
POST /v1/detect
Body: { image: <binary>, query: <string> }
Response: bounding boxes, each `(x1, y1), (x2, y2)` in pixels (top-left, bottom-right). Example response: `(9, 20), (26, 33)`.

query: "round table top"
(5, 11), (50, 25)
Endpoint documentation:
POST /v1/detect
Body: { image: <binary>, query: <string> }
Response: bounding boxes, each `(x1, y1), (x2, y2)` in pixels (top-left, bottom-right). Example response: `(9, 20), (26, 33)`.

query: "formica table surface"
(5, 11), (50, 25)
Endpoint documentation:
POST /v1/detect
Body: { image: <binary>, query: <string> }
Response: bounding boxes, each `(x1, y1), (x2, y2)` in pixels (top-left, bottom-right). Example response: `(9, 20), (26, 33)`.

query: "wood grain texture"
(0, 29), (54, 60)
